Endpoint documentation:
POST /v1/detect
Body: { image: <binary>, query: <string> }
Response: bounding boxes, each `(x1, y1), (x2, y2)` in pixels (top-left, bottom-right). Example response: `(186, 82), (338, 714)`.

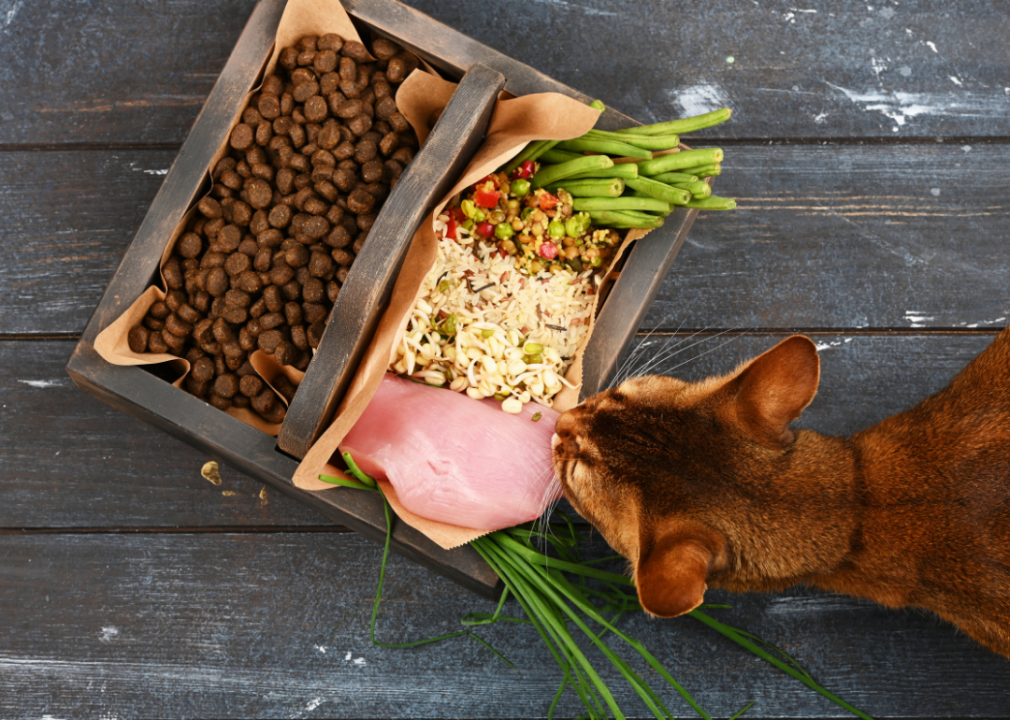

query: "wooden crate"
(66, 0), (701, 599)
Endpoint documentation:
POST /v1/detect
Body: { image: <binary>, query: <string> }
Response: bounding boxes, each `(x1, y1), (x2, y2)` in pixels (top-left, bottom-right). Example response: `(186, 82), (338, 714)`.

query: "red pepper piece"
(538, 191), (560, 211)
(445, 216), (458, 241)
(450, 207), (467, 222)
(512, 160), (535, 179)
(538, 242), (559, 260)
(474, 187), (500, 208)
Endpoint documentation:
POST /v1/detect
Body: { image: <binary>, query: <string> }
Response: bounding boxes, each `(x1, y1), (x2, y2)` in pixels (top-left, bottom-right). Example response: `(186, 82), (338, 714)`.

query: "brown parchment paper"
(92, 0), (404, 436)
(293, 75), (661, 549)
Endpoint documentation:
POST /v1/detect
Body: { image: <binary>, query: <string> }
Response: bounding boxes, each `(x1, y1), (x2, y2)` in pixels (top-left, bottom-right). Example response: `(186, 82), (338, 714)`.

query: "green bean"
(681, 163), (721, 178)
(545, 178), (624, 198)
(502, 142), (540, 176)
(527, 140), (561, 164)
(589, 99), (606, 112)
(588, 210), (664, 229)
(685, 196), (737, 210)
(564, 163), (639, 180)
(530, 154), (614, 189)
(672, 180), (712, 198)
(616, 108), (732, 136)
(555, 137), (653, 160)
(573, 196), (671, 213)
(539, 148), (583, 164)
(584, 129), (680, 150)
(650, 171), (698, 184)
(636, 147), (723, 176)
(624, 175), (692, 205)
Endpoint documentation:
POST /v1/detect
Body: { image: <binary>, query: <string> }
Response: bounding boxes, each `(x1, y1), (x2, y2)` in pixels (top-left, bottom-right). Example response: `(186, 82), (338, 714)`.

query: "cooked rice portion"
(389, 216), (600, 410)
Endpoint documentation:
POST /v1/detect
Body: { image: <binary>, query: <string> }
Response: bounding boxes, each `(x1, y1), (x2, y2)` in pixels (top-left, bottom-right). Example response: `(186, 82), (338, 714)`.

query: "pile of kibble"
(128, 33), (419, 423)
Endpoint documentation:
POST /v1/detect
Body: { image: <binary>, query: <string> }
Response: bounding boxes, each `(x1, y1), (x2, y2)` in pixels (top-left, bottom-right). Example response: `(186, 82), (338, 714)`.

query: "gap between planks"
(1, 137), (1010, 154)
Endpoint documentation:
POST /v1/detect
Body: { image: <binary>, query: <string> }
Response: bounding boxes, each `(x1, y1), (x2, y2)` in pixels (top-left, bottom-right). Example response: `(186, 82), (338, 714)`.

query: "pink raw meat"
(341, 374), (562, 530)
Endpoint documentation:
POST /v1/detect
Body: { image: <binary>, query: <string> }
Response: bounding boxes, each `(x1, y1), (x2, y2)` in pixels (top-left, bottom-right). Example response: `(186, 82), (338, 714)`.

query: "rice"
(389, 215), (602, 410)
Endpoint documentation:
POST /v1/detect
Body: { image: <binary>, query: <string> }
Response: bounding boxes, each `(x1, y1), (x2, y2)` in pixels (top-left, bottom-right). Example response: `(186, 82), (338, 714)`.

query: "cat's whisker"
(665, 326), (752, 375)
(627, 325), (717, 379)
(611, 317), (682, 387)
(611, 318), (689, 388)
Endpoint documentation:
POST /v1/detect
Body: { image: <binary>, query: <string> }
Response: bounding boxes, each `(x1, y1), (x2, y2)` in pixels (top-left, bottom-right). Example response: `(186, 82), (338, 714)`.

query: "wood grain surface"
(4, 0), (1010, 716)
(2, 532), (1008, 719)
(4, 0), (1008, 144)
(2, 145), (1008, 336)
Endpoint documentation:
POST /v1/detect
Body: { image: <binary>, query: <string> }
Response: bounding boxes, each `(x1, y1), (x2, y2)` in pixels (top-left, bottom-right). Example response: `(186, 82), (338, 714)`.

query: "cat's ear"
(635, 529), (720, 618)
(731, 334), (820, 447)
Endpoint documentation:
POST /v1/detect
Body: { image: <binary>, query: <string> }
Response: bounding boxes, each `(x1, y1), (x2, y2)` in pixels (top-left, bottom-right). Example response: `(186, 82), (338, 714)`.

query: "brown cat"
(552, 327), (1010, 659)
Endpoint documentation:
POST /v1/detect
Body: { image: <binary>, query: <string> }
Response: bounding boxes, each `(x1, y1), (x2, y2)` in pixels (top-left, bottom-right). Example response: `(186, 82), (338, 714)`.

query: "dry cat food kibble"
(128, 33), (419, 423)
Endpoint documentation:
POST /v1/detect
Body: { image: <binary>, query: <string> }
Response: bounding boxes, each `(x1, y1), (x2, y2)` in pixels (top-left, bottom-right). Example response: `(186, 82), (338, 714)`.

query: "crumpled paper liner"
(92, 0), (404, 436)
(293, 72), (660, 549)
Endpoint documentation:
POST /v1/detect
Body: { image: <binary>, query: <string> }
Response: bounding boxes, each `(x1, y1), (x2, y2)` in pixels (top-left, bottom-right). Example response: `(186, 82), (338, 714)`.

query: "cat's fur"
(552, 328), (1010, 659)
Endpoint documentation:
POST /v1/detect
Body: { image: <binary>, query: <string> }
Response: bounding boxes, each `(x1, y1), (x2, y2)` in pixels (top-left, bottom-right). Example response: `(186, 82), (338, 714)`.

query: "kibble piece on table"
(128, 33), (419, 423)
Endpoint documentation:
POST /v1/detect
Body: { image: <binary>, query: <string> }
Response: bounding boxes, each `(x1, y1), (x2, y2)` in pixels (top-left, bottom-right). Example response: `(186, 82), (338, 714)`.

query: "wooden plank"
(0, 340), (337, 528)
(3, 333), (998, 529)
(4, 0), (1009, 145)
(0, 149), (174, 335)
(3, 144), (1007, 336)
(645, 142), (1010, 331)
(1, 531), (1008, 718)
(400, 0), (1010, 140)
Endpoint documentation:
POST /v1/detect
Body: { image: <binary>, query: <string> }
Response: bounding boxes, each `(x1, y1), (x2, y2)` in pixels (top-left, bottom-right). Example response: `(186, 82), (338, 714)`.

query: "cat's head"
(552, 335), (822, 618)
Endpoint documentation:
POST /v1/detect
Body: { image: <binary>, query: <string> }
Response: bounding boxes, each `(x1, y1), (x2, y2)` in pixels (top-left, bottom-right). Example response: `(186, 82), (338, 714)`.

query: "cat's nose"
(554, 409), (575, 436)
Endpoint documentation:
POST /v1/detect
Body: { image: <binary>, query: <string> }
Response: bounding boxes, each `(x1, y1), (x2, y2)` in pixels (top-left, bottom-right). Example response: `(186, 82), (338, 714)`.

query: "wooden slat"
(0, 340), (337, 528)
(644, 144), (1010, 331)
(2, 333), (997, 529)
(4, 0), (1009, 144)
(1, 531), (1007, 718)
(3, 145), (1007, 336)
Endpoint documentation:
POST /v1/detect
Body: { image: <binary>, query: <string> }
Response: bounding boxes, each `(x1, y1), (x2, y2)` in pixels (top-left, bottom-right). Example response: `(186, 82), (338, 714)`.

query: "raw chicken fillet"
(342, 374), (562, 530)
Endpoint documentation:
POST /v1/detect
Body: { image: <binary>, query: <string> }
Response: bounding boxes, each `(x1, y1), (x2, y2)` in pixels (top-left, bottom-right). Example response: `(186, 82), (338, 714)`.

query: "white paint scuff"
(2, 0), (24, 30)
(670, 83), (729, 119)
(964, 317), (1007, 328)
(315, 645), (326, 654)
(18, 379), (64, 389)
(528, 0), (617, 17)
(99, 626), (119, 643)
(814, 338), (853, 351)
(824, 82), (1000, 131)
(304, 698), (323, 712)
(904, 311), (935, 328)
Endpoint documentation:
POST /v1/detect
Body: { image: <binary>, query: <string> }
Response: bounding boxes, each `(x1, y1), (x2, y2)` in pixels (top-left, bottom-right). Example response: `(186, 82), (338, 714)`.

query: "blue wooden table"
(2, 0), (1009, 716)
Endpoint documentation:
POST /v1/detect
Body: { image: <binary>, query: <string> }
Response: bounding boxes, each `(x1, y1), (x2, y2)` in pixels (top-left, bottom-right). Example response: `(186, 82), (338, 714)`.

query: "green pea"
(442, 314), (457, 335)
(461, 218), (474, 230)
(548, 220), (565, 239)
(461, 199), (476, 218)
(591, 256), (602, 267)
(438, 279), (450, 293)
(481, 328), (496, 338)
(495, 222), (515, 240)
(525, 342), (544, 354)
(472, 208), (487, 222)
(511, 178), (531, 197)
(564, 217), (583, 237)
(521, 207), (535, 221)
